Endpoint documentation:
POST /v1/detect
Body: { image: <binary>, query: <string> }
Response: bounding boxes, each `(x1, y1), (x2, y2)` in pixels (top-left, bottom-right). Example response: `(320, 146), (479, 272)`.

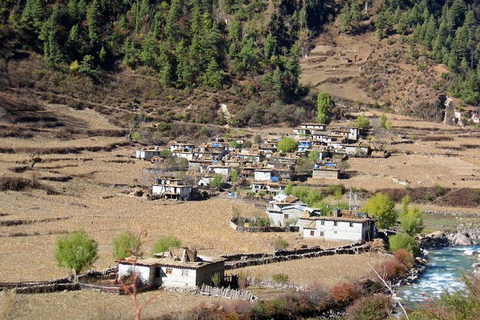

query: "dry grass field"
(0, 96), (479, 319)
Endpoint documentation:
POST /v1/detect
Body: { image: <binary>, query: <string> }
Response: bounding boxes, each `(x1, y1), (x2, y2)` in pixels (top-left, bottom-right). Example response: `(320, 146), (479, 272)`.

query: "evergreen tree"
(264, 33), (277, 58)
(272, 66), (283, 93)
(87, 0), (101, 47)
(140, 31), (157, 68)
(449, 0), (467, 30)
(375, 8), (394, 39)
(229, 20), (242, 41)
(201, 59), (223, 90)
(423, 15), (437, 49)
(40, 5), (61, 62)
(21, 0), (45, 30)
(65, 24), (81, 58)
(165, 0), (182, 41)
(175, 40), (193, 88)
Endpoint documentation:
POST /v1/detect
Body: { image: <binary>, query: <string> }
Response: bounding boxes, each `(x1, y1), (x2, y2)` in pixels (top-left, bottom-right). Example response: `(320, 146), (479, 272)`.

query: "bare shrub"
(330, 282), (358, 305)
(381, 260), (407, 281)
(305, 282), (330, 307)
(394, 249), (415, 269)
(345, 294), (393, 320)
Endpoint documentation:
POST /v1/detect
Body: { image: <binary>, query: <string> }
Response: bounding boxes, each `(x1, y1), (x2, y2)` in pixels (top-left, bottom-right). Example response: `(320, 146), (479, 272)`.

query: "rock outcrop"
(448, 233), (476, 246)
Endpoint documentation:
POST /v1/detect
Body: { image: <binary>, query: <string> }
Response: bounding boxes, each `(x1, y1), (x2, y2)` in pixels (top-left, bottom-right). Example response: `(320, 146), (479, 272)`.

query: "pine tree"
(65, 24), (81, 58)
(190, 0), (202, 36)
(176, 40), (193, 88)
(40, 5), (61, 62)
(201, 59), (223, 90)
(140, 31), (157, 68)
(165, 0), (182, 41)
(423, 15), (437, 49)
(87, 0), (101, 47)
(264, 33), (277, 58)
(449, 0), (467, 30)
(21, 0), (45, 30)
(375, 8), (394, 39)
(229, 20), (242, 41)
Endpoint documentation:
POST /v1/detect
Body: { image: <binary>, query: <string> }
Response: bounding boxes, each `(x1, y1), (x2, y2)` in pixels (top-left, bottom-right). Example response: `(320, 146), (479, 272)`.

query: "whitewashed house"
(250, 182), (286, 195)
(172, 151), (195, 160)
(302, 215), (375, 241)
(135, 148), (162, 161)
(207, 165), (232, 176)
(267, 194), (312, 228)
(344, 145), (370, 157)
(293, 123), (326, 137)
(117, 248), (225, 289)
(268, 204), (320, 229)
(170, 143), (195, 153)
(152, 177), (192, 200)
(254, 169), (274, 181)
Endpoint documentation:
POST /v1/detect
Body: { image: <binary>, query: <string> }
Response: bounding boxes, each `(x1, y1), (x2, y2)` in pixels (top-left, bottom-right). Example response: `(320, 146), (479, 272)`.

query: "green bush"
(55, 230), (98, 277)
(113, 231), (142, 260)
(151, 235), (181, 255)
(277, 137), (299, 153)
(389, 233), (419, 256)
(211, 272), (221, 287)
(272, 273), (289, 284)
(355, 114), (370, 129)
(401, 207), (424, 236)
(434, 184), (446, 196)
(274, 236), (289, 250)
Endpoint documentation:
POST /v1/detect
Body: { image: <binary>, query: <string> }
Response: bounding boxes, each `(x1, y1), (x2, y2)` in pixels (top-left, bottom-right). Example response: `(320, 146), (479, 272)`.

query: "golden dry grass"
(227, 252), (392, 290)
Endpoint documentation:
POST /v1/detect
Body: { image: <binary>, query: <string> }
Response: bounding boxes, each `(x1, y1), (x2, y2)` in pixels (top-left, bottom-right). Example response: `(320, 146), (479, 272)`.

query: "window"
(182, 269), (189, 277)
(349, 222), (354, 227)
(320, 221), (325, 225)
(320, 231), (324, 237)
(333, 221), (338, 226)
(310, 230), (315, 236)
(284, 214), (289, 219)
(155, 267), (160, 277)
(166, 268), (172, 274)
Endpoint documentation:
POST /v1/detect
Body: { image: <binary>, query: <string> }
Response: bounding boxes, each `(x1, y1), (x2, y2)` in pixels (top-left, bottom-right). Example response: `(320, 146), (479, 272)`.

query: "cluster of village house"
(136, 122), (382, 199)
(125, 123), (378, 289)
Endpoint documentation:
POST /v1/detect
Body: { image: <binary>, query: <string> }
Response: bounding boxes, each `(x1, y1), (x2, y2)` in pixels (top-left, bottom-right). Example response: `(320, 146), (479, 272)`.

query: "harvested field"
(227, 252), (392, 291)
(1, 289), (227, 320)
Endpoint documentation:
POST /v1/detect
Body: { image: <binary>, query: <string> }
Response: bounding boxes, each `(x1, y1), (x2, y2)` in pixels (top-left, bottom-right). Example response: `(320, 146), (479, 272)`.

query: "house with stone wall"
(117, 248), (225, 289)
(301, 213), (375, 241)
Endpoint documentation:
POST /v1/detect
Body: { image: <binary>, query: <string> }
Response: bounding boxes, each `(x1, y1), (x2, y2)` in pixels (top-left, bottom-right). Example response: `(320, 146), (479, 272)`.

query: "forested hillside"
(0, 0), (479, 141)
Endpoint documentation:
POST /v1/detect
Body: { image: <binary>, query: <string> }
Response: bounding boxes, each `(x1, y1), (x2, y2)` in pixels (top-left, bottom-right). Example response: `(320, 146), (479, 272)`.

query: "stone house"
(302, 214), (375, 241)
(117, 248), (225, 289)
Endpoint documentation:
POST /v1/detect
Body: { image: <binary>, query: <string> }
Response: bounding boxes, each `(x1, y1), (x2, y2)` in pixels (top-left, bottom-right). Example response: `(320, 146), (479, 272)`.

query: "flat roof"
(119, 256), (225, 269)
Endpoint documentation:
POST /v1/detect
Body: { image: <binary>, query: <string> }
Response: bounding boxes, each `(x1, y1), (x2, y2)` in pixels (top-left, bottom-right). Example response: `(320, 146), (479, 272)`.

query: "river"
(396, 244), (480, 309)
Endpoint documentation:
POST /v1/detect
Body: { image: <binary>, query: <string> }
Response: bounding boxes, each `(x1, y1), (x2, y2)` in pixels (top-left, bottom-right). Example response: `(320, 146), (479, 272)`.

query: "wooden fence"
(199, 284), (257, 302)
